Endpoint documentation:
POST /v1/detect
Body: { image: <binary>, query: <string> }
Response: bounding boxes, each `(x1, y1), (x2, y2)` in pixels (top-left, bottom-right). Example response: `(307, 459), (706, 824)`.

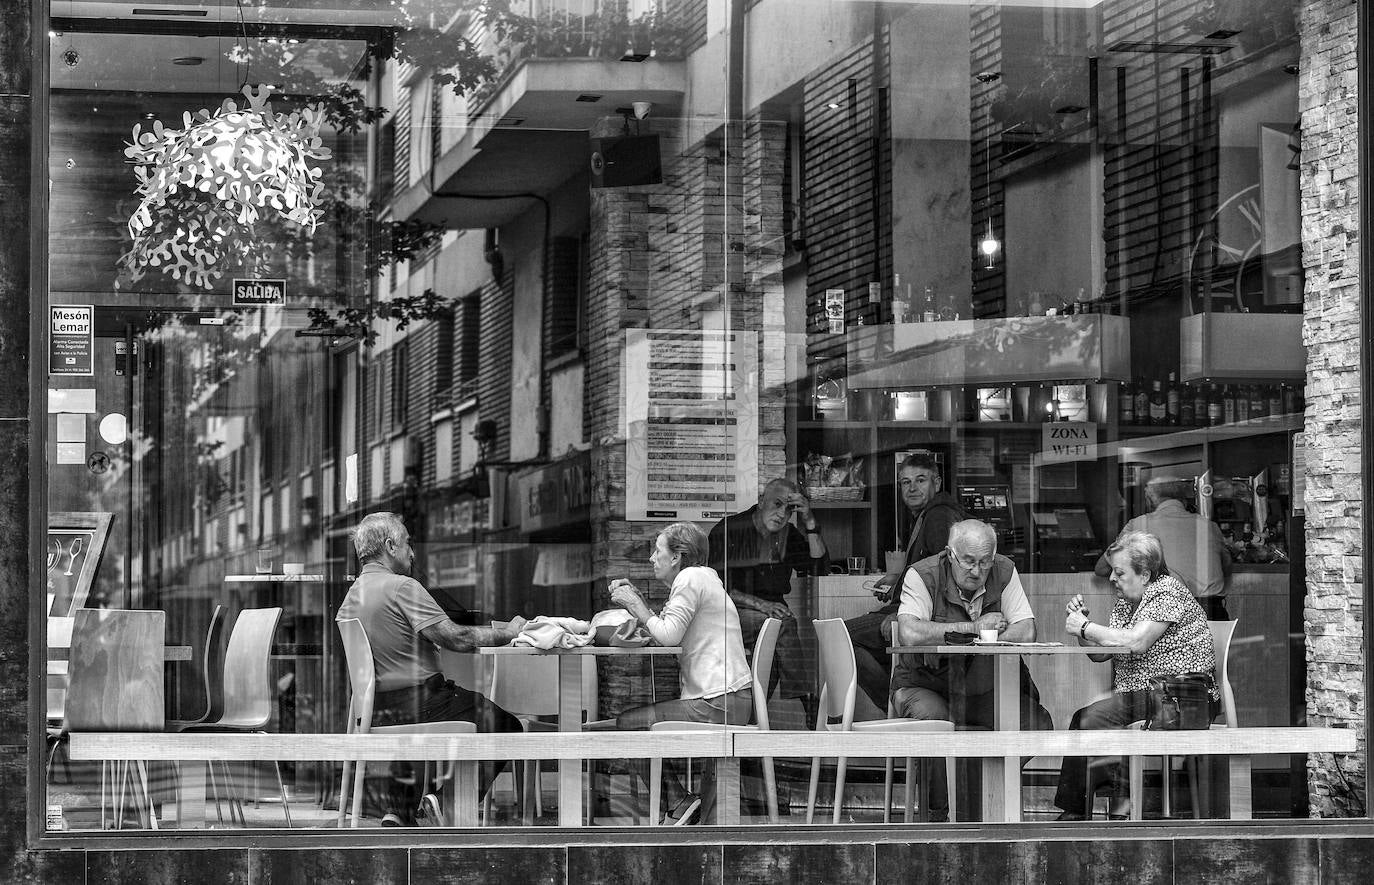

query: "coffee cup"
(979, 628), (1000, 643)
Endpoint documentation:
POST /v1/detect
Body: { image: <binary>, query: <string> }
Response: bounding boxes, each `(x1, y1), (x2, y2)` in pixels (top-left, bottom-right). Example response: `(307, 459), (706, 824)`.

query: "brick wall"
(582, 113), (788, 715)
(1299, 0), (1364, 817)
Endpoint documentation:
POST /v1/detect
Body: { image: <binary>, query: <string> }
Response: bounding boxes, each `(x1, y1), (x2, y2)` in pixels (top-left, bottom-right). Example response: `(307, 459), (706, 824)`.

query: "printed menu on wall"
(624, 329), (758, 522)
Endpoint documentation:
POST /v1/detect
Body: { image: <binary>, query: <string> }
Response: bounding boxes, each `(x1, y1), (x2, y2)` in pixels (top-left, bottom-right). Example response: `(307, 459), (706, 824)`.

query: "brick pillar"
(1299, 0), (1364, 817)
(584, 114), (787, 717)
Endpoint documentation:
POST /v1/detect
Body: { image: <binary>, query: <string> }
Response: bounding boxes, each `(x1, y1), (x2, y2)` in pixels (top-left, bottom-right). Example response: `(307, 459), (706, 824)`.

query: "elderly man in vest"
(889, 519), (1053, 820)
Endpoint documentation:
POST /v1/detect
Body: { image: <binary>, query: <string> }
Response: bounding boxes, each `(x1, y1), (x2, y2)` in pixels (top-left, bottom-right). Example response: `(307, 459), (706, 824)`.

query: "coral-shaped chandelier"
(119, 85), (332, 291)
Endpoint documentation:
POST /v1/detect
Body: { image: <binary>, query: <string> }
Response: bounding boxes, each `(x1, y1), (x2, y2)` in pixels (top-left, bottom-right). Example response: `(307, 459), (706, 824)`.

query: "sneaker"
(663, 794), (701, 826)
(1055, 810), (1087, 822)
(381, 812), (406, 827)
(417, 793), (445, 826)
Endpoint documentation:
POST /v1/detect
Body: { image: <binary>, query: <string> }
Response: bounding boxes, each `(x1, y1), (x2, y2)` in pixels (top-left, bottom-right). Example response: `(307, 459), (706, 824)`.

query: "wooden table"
(478, 645), (680, 826)
(889, 643), (1130, 822)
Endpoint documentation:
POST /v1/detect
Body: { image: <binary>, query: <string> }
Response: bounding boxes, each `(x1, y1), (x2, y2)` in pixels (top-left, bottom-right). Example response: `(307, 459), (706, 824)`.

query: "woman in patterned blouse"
(1052, 530), (1218, 820)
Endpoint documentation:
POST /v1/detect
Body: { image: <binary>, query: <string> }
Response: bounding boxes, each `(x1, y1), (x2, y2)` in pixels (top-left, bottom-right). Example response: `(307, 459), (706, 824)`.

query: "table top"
(889, 643), (1132, 655)
(478, 645), (682, 656)
(224, 574), (325, 583)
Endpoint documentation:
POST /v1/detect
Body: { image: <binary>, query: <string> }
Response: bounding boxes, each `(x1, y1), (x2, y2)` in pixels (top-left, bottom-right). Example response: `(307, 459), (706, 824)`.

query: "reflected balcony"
(391, 4), (688, 229)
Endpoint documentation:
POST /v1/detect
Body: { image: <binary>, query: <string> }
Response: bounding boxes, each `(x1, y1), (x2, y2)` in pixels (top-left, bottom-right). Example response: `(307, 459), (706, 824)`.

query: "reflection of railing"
(467, 1), (688, 116)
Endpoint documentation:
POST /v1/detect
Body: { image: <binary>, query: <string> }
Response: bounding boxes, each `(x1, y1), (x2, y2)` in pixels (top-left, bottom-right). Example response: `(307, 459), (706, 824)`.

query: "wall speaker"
(589, 134), (662, 188)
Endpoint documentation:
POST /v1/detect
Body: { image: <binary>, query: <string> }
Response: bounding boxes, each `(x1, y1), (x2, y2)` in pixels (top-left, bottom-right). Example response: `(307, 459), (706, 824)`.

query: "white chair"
(646, 616), (782, 825)
(181, 607), (292, 827)
(487, 652), (599, 821)
(806, 618), (956, 824)
(336, 618), (479, 828)
(1092, 619), (1239, 820)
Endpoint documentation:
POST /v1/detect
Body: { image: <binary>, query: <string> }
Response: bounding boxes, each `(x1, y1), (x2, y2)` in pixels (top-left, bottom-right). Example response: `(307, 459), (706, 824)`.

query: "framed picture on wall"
(46, 511), (113, 618)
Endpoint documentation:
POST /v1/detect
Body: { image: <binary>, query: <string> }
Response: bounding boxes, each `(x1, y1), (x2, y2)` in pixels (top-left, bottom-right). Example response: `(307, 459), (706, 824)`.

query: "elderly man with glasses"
(887, 519), (1053, 819)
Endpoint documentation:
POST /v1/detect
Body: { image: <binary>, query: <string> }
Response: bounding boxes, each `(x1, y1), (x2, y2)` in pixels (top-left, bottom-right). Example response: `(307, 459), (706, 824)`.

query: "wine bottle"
(1148, 380), (1167, 425)
(1249, 385), (1267, 420)
(1222, 385), (1237, 424)
(1192, 384), (1208, 427)
(1235, 384), (1250, 422)
(1281, 383), (1297, 414)
(1179, 383), (1195, 426)
(1266, 385), (1282, 418)
(1133, 379), (1151, 426)
(1165, 372), (1180, 426)
(1207, 385), (1224, 426)
(922, 286), (937, 323)
(1119, 380), (1136, 425)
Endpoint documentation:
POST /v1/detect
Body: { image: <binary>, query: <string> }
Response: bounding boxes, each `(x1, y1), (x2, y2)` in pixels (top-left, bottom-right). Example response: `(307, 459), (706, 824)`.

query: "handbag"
(1143, 672), (1215, 730)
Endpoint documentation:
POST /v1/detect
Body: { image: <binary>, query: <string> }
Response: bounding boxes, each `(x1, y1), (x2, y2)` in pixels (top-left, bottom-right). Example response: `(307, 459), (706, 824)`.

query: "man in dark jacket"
(844, 452), (965, 711)
(708, 478), (827, 727)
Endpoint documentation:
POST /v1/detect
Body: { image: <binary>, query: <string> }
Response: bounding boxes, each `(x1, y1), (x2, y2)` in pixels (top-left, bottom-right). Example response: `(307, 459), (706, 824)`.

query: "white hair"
(948, 519), (997, 553)
(353, 512), (407, 562)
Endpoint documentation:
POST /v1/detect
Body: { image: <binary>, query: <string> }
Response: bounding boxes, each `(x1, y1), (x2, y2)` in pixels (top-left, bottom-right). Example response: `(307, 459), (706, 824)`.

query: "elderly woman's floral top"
(1109, 574), (1219, 698)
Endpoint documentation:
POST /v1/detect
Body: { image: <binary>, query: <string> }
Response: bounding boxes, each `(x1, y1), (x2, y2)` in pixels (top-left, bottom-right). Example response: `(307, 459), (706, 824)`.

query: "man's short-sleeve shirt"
(898, 565), (1035, 624)
(337, 562), (450, 692)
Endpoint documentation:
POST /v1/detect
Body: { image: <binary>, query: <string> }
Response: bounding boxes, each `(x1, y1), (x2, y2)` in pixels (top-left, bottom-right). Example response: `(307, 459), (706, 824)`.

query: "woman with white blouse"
(1053, 530), (1219, 820)
(610, 521), (752, 825)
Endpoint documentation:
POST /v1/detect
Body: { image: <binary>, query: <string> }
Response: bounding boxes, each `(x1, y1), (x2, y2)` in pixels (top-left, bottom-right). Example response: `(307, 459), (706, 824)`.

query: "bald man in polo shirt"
(890, 519), (1053, 820)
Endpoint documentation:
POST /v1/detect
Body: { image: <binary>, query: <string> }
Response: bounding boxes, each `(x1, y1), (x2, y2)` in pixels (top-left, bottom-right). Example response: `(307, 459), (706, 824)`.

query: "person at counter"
(891, 519), (1053, 820)
(337, 511), (524, 827)
(611, 522), (753, 825)
(846, 452), (965, 710)
(1057, 530), (1219, 820)
(1095, 476), (1232, 620)
(708, 478), (826, 727)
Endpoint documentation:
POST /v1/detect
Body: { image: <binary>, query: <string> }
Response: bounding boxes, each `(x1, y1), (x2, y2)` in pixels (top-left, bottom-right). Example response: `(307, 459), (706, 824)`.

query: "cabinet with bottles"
(791, 366), (1302, 573)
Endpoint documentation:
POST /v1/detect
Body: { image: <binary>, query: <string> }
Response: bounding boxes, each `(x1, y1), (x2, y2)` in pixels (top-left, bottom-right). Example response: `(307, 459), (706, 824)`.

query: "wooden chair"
(1089, 619), (1239, 820)
(336, 618), (479, 828)
(61, 608), (166, 829)
(487, 651), (599, 822)
(647, 616), (782, 825)
(806, 618), (955, 824)
(180, 607), (291, 827)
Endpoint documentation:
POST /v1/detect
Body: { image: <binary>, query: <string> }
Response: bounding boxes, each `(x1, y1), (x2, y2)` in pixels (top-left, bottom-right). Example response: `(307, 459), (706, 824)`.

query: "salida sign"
(49, 305), (94, 376)
(1041, 422), (1097, 463)
(232, 278), (287, 306)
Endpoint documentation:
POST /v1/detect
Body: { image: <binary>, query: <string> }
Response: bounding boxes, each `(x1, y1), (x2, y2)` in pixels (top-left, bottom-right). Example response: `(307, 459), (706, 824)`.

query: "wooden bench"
(70, 726), (1355, 825)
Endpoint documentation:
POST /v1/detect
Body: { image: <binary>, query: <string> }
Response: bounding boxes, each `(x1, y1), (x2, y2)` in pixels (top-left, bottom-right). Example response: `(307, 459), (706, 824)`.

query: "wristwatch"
(1079, 622), (1090, 640)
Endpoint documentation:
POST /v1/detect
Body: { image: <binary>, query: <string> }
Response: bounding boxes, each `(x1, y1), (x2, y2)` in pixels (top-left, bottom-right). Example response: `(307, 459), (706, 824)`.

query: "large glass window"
(40, 0), (1360, 835)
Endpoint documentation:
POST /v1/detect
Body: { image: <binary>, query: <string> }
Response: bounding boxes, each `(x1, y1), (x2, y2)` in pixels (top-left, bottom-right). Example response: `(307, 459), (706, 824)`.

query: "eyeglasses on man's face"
(950, 549), (994, 571)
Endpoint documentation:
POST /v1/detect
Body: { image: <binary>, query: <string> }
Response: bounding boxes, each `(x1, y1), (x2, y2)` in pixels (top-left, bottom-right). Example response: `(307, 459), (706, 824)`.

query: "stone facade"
(1300, 0), (1365, 817)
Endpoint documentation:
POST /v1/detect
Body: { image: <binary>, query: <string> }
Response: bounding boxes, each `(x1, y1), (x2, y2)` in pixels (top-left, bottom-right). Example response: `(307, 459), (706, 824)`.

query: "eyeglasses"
(950, 551), (994, 571)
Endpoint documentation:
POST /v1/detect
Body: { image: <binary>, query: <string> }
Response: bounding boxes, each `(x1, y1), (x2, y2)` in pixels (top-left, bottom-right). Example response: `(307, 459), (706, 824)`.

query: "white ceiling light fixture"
(118, 84), (332, 290)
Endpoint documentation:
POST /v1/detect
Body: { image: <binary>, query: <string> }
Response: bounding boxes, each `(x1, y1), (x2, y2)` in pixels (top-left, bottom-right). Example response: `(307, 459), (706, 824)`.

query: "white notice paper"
(624, 329), (758, 522)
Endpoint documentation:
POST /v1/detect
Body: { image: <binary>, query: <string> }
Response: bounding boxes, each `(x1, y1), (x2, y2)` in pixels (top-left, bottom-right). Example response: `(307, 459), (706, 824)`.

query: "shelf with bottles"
(1104, 413), (1302, 458)
(1111, 377), (1304, 441)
